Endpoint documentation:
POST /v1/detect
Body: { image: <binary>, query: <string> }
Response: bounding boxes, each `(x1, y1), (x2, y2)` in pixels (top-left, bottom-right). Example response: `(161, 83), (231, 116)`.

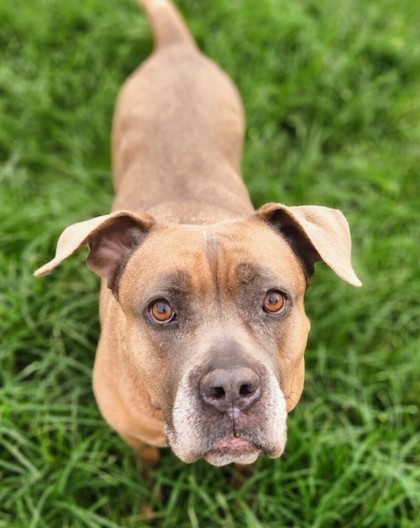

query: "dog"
(35, 0), (361, 467)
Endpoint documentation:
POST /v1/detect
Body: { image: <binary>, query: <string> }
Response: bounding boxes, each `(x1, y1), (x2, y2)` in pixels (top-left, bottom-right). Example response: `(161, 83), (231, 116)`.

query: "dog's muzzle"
(165, 354), (288, 466)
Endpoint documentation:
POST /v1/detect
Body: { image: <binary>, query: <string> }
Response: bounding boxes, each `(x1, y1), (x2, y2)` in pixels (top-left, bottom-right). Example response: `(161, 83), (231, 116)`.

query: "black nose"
(200, 367), (261, 413)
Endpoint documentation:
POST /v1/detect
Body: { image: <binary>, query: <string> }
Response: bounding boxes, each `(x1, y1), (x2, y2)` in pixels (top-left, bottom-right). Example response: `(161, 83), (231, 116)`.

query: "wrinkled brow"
(152, 270), (192, 295)
(236, 263), (275, 285)
(235, 262), (294, 298)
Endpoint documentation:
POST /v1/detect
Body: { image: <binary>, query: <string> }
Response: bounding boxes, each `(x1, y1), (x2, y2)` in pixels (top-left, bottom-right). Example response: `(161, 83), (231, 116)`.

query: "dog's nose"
(200, 367), (261, 413)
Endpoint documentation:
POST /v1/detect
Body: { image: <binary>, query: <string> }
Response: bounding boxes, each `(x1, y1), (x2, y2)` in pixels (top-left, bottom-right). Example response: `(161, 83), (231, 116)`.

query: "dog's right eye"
(149, 300), (176, 324)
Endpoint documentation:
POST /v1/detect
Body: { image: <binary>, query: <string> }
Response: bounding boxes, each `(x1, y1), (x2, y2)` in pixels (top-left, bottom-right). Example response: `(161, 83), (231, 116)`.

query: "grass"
(1, 0), (419, 526)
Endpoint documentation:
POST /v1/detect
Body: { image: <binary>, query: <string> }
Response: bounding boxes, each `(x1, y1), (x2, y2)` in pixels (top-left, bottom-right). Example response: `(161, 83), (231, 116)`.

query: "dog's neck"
(111, 158), (254, 224)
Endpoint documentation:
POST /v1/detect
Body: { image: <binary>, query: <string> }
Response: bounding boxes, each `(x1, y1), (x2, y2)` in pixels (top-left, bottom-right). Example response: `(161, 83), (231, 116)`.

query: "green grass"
(1, 0), (419, 526)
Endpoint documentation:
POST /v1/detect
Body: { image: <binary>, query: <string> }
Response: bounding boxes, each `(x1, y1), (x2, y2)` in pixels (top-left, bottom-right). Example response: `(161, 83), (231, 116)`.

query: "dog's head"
(35, 203), (361, 465)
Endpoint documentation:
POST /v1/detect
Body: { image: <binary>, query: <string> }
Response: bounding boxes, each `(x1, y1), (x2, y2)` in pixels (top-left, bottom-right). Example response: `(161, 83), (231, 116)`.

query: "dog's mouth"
(209, 436), (258, 454)
(202, 435), (263, 466)
(166, 421), (286, 466)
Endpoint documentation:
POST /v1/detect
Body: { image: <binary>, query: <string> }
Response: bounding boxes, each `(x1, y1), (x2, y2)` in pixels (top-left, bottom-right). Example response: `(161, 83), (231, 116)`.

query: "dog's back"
(111, 0), (253, 222)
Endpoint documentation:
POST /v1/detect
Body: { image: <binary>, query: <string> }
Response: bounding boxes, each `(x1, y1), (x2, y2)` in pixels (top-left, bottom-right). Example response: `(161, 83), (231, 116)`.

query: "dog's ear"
(256, 203), (362, 287)
(34, 211), (155, 287)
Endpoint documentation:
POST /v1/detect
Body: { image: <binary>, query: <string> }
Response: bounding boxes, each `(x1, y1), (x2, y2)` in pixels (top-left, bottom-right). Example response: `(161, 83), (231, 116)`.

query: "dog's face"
(35, 203), (361, 465)
(116, 219), (309, 465)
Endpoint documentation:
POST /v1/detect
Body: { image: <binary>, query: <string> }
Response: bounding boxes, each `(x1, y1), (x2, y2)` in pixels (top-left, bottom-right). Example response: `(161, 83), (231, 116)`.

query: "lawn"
(1, 0), (419, 526)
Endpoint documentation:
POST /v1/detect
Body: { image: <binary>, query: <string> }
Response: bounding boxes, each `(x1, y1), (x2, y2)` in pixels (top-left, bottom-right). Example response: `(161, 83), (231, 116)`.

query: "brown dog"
(35, 0), (361, 466)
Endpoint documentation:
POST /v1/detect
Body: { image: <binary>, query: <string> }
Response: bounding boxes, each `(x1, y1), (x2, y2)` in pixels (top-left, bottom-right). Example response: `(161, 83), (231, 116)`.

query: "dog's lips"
(209, 436), (260, 456)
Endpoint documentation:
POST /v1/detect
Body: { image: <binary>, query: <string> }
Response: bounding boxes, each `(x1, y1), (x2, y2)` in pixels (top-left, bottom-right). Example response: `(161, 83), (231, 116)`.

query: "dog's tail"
(139, 0), (197, 49)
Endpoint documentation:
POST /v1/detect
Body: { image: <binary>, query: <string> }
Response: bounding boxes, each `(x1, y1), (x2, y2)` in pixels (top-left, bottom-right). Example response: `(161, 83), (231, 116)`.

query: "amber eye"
(149, 300), (176, 324)
(262, 291), (287, 314)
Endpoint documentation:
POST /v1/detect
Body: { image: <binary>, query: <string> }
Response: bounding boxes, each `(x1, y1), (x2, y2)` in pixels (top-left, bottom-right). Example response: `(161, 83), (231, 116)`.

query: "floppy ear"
(34, 210), (155, 289)
(256, 203), (362, 287)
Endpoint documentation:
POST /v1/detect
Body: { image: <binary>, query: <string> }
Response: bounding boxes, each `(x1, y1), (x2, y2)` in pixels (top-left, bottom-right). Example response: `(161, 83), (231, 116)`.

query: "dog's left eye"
(149, 300), (176, 324)
(262, 290), (287, 314)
